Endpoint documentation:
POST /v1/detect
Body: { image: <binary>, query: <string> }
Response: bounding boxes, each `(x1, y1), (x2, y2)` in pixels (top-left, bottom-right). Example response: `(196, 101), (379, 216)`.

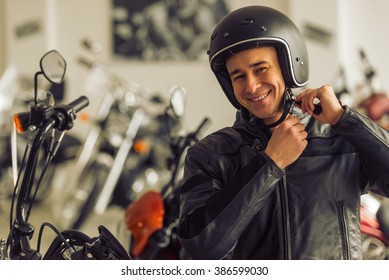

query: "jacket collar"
(233, 108), (271, 137)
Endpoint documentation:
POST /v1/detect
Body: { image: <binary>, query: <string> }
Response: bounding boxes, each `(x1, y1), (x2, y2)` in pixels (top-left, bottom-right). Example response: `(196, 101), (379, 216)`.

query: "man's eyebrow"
(228, 61), (268, 77)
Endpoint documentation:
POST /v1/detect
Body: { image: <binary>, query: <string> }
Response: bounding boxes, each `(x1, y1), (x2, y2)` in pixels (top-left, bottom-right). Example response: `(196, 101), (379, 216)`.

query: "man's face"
(226, 46), (286, 125)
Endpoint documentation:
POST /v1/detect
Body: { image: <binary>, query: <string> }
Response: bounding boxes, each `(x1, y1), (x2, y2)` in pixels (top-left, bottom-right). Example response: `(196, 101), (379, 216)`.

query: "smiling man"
(177, 6), (389, 259)
(227, 47), (285, 123)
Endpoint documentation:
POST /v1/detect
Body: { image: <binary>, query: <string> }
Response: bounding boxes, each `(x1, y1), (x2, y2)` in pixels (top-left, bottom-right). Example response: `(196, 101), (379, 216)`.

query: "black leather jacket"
(177, 106), (389, 259)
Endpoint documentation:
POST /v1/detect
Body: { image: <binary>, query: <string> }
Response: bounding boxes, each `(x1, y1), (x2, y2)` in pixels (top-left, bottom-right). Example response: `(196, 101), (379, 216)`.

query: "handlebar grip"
(67, 96), (89, 113)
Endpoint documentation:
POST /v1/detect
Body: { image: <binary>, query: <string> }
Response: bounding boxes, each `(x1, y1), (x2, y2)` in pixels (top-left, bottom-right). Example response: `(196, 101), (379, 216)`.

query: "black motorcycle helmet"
(208, 5), (309, 110)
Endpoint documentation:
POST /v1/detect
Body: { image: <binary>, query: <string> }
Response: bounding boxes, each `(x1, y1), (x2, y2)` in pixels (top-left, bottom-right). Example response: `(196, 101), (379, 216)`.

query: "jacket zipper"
(337, 202), (350, 259)
(280, 176), (291, 259)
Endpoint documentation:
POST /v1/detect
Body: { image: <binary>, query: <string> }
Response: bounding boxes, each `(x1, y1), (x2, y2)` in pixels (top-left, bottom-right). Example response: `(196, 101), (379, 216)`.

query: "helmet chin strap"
(249, 88), (294, 129)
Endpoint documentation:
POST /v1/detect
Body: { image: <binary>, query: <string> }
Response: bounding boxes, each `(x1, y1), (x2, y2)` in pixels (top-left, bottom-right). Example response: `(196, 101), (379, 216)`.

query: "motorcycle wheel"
(361, 233), (389, 259)
(58, 161), (109, 230)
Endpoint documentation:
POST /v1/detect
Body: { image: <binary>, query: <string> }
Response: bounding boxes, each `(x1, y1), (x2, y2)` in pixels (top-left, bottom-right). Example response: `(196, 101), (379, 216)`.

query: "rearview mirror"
(170, 86), (186, 118)
(40, 50), (66, 84)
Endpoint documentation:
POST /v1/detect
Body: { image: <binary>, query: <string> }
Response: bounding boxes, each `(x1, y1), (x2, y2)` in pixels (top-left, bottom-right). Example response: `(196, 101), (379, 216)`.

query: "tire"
(58, 161), (109, 230)
(361, 233), (389, 259)
(70, 179), (102, 230)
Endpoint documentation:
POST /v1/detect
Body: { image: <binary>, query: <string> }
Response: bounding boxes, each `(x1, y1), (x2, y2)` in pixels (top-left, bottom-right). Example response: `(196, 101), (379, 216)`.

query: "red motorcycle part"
(360, 206), (389, 246)
(359, 92), (389, 121)
(125, 191), (164, 257)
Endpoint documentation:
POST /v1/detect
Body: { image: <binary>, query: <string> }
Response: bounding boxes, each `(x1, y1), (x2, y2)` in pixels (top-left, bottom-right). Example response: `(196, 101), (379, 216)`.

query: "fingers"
(281, 115), (307, 141)
(266, 116), (308, 169)
(293, 122), (308, 141)
(295, 84), (330, 115)
(294, 84), (345, 124)
(295, 89), (316, 114)
(285, 114), (301, 124)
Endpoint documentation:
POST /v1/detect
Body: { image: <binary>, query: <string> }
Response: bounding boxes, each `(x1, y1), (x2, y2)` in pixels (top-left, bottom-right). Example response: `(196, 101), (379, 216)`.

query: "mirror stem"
(34, 71), (43, 105)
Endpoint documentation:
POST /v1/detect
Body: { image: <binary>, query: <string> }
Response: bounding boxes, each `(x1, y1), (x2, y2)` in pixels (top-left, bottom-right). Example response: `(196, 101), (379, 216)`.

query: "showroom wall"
(1, 0), (389, 139)
(0, 0), (5, 72)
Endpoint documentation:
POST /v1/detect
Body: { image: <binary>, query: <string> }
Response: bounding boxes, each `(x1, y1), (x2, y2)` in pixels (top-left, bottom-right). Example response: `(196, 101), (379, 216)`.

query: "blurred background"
(1, 0), (388, 135)
(1, 0), (389, 259)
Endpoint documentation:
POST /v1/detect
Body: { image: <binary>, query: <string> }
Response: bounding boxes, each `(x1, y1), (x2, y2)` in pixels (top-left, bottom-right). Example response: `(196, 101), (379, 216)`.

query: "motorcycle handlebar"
(192, 117), (210, 138)
(53, 96), (89, 131)
(67, 96), (89, 113)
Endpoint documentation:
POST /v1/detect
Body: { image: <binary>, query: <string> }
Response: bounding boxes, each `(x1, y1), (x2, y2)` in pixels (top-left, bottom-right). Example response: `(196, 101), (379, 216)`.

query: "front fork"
(0, 238), (7, 260)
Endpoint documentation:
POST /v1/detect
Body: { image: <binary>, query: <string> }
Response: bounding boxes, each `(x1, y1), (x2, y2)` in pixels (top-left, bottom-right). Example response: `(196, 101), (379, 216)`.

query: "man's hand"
(265, 115), (307, 169)
(295, 84), (344, 125)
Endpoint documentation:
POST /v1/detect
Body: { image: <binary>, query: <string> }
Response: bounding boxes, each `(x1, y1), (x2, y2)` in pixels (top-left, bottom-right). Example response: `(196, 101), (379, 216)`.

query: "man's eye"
(256, 67), (267, 73)
(232, 74), (244, 81)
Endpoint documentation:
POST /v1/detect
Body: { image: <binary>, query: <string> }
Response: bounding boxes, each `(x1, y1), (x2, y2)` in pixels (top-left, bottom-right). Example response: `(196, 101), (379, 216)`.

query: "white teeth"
(250, 92), (269, 102)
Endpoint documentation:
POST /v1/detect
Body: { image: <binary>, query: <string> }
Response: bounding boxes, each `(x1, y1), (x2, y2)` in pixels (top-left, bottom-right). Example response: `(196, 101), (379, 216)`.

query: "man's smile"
(248, 90), (271, 103)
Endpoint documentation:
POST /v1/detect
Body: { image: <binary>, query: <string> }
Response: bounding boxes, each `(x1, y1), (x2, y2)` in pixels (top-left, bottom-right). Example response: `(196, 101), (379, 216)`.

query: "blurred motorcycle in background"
(360, 193), (389, 259)
(56, 53), (186, 231)
(354, 49), (389, 259)
(0, 49), (130, 260)
(124, 113), (210, 260)
(0, 64), (19, 205)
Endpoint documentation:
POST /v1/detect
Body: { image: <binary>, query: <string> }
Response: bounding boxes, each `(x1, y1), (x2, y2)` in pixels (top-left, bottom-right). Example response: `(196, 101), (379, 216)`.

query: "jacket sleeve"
(333, 106), (389, 196)
(177, 141), (284, 259)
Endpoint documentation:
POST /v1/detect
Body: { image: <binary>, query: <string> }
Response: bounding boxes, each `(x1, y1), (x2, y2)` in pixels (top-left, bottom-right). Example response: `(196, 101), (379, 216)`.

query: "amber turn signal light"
(13, 112), (30, 134)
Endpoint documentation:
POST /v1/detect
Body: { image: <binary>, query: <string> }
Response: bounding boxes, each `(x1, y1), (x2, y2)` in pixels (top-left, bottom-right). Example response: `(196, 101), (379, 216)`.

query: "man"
(177, 6), (389, 259)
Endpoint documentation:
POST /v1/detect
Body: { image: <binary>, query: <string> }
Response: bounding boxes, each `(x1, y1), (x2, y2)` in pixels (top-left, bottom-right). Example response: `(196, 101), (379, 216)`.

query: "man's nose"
(245, 74), (261, 94)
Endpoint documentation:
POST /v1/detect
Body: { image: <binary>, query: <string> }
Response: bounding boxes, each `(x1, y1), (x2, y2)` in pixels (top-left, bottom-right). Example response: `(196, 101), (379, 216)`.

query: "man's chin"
(248, 109), (280, 123)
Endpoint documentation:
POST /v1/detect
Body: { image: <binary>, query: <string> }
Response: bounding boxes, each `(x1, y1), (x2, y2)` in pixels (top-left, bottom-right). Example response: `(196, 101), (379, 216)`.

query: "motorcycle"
(0, 49), (130, 260)
(360, 193), (389, 259)
(355, 49), (389, 259)
(0, 64), (19, 204)
(125, 102), (210, 260)
(56, 57), (185, 231)
(356, 49), (389, 129)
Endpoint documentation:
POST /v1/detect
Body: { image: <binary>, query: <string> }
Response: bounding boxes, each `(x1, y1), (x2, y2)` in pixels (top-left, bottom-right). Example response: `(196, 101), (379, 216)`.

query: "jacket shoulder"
(190, 127), (244, 156)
